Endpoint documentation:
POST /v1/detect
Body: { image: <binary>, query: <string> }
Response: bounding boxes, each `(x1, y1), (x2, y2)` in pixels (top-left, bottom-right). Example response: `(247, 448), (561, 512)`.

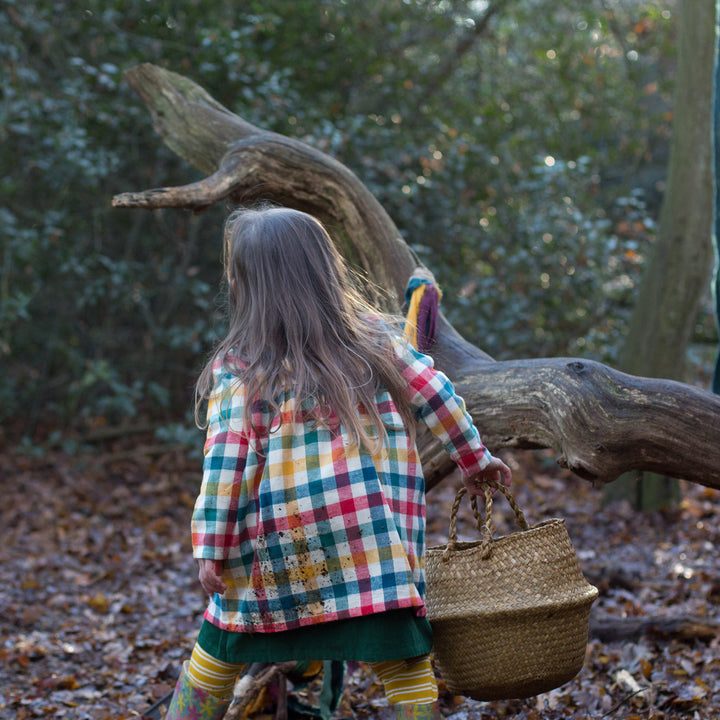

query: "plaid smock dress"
(192, 340), (492, 636)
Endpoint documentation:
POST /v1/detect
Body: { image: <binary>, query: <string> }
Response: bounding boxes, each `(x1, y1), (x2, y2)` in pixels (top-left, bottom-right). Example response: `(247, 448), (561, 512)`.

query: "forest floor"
(2, 437), (720, 720)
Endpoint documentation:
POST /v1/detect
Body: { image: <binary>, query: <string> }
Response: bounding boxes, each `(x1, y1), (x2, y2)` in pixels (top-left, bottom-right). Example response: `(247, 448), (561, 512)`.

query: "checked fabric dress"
(192, 340), (492, 634)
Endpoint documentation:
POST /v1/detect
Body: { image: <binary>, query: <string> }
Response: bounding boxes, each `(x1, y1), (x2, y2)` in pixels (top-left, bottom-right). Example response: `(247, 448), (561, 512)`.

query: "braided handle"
(443, 479), (530, 562)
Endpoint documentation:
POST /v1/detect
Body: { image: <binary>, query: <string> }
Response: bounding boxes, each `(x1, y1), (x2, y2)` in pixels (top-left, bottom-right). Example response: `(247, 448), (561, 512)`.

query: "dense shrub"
(2, 0), (703, 440)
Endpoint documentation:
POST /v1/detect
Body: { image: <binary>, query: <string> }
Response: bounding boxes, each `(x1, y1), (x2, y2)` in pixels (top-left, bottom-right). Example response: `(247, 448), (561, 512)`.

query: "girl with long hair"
(165, 206), (511, 720)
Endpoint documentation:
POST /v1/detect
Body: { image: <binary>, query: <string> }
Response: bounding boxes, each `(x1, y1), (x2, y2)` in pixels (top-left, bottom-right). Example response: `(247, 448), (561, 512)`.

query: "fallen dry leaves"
(2, 439), (719, 720)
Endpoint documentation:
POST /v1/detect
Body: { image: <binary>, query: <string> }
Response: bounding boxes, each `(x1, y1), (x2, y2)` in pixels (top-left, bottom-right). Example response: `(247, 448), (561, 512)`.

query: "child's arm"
(191, 377), (248, 583)
(395, 340), (511, 493)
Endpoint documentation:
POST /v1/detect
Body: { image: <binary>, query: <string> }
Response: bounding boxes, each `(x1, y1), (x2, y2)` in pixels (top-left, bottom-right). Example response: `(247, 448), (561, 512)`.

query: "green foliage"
(1, 0), (228, 430)
(305, 0), (671, 362)
(0, 0), (690, 438)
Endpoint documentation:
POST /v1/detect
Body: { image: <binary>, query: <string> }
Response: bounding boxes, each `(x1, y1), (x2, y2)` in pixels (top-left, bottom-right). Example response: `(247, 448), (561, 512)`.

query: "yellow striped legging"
(187, 642), (438, 704)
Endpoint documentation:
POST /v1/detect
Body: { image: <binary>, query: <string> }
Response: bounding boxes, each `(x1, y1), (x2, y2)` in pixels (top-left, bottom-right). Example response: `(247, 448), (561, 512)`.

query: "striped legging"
(187, 642), (438, 704)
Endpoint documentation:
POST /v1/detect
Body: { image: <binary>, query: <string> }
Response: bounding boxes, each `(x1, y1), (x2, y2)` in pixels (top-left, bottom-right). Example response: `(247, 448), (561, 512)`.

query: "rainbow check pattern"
(192, 340), (492, 633)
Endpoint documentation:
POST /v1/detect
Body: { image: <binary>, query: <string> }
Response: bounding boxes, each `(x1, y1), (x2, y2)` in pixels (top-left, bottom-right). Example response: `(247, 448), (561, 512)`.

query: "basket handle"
(443, 479), (530, 561)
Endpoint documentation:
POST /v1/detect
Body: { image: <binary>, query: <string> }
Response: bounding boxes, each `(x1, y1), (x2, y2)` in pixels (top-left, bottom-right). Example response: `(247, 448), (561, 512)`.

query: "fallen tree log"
(589, 613), (718, 643)
(112, 63), (720, 491)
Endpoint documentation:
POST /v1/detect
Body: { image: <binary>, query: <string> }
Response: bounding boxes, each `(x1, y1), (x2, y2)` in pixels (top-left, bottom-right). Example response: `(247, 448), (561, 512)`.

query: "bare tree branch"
(112, 63), (720, 491)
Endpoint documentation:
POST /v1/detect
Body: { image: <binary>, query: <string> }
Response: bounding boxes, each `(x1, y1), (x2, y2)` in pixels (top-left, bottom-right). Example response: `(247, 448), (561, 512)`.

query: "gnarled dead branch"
(113, 63), (720, 491)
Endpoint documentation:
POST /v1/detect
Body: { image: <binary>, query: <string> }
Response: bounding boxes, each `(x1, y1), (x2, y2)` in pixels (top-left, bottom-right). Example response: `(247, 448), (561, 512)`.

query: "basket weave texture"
(425, 481), (598, 701)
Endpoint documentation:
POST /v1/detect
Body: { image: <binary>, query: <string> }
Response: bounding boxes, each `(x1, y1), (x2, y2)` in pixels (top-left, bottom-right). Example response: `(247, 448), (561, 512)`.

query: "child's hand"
(464, 457), (512, 495)
(198, 559), (227, 596)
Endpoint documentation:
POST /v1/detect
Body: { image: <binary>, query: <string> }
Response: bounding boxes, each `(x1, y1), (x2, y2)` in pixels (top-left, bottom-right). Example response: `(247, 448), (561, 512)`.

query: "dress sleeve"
(191, 369), (249, 561)
(395, 339), (492, 478)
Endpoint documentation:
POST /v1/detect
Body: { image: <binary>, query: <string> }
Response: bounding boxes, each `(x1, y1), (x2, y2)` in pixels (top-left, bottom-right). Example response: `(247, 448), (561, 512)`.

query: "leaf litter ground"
(2, 442), (720, 720)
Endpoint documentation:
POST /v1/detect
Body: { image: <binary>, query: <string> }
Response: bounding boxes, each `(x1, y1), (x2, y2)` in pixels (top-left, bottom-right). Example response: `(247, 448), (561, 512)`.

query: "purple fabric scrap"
(416, 285), (439, 353)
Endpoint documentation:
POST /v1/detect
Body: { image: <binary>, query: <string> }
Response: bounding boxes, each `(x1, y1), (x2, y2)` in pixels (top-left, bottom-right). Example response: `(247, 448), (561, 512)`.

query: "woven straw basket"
(425, 480), (598, 701)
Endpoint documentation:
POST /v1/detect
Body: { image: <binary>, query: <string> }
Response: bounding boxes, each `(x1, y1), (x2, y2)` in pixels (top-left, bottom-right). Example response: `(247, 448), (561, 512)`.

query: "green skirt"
(197, 609), (433, 663)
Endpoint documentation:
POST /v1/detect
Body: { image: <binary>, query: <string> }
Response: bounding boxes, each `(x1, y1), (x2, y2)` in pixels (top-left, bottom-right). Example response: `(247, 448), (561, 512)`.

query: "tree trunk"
(619, 0), (715, 381)
(713, 5), (720, 396)
(112, 63), (720, 492)
(613, 0), (715, 509)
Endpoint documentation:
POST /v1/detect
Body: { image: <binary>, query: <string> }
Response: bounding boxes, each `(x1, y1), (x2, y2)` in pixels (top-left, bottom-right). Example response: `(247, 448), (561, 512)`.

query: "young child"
(164, 207), (512, 720)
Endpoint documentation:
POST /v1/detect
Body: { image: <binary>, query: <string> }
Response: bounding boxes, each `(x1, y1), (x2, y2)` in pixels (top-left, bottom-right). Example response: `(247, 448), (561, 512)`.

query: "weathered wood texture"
(113, 63), (720, 491)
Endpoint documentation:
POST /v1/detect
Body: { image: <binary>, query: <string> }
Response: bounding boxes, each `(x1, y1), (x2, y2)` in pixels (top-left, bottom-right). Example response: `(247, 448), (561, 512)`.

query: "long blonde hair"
(195, 206), (416, 447)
